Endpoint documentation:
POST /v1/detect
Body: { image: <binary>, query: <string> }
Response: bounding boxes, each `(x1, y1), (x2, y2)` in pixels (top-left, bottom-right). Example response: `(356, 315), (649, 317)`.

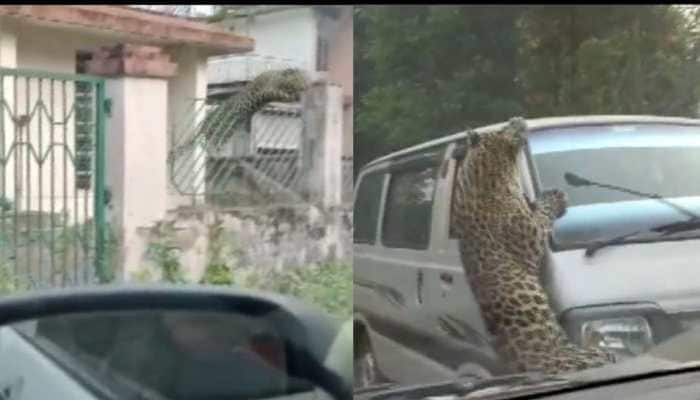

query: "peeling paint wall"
(126, 204), (352, 282)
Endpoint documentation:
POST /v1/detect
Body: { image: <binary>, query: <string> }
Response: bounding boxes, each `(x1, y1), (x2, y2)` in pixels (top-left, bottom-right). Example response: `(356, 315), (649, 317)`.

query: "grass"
(234, 262), (353, 319)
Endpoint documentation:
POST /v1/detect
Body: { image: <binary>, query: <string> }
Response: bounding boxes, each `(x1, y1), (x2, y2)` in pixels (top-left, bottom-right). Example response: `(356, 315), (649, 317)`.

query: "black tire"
(354, 327), (388, 389)
(456, 362), (493, 380)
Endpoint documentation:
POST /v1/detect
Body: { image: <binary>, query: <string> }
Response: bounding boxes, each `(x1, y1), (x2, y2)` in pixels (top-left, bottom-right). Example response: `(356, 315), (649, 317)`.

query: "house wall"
(216, 6), (352, 157)
(227, 8), (318, 72)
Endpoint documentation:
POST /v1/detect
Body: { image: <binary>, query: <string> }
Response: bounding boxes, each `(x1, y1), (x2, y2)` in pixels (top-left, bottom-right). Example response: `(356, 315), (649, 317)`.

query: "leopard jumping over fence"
(170, 68), (307, 160)
(450, 117), (615, 375)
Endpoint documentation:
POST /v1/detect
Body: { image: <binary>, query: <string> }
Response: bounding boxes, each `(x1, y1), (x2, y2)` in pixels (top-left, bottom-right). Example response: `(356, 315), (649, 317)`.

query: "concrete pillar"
(86, 44), (176, 280)
(302, 82), (344, 209)
(167, 46), (208, 209)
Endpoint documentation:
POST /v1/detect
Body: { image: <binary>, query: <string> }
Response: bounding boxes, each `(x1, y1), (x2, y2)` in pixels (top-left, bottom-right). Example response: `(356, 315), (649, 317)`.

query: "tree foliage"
(355, 5), (700, 173)
(355, 6), (526, 173)
(518, 6), (700, 117)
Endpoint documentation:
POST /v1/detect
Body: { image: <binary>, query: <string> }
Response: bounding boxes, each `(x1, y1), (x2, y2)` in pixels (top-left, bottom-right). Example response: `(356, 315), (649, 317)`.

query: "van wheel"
(456, 362), (493, 380)
(354, 326), (388, 389)
(355, 345), (384, 389)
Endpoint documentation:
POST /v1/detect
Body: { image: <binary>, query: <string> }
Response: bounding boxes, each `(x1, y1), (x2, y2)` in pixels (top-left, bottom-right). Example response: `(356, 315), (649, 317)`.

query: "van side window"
(354, 172), (384, 244)
(382, 154), (441, 250)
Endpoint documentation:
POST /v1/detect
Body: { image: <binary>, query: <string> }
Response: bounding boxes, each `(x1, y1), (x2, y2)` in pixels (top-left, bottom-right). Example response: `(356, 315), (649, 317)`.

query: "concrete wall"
(129, 204), (352, 283)
(326, 7), (353, 158)
(227, 8), (317, 72)
(127, 82), (350, 283)
(167, 46), (208, 209)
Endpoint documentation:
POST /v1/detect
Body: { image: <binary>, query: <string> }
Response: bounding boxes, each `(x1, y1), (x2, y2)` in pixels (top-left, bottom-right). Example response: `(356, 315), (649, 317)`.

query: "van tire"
(456, 362), (493, 380)
(354, 323), (388, 389)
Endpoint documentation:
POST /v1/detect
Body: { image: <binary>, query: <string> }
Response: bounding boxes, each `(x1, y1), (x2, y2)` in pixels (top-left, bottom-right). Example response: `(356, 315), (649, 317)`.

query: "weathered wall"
(225, 8), (317, 72)
(326, 7), (353, 158)
(127, 204), (352, 283)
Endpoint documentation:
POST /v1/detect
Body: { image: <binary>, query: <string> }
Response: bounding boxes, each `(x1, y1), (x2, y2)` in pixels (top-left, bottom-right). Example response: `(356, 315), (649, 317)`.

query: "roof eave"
(0, 5), (254, 56)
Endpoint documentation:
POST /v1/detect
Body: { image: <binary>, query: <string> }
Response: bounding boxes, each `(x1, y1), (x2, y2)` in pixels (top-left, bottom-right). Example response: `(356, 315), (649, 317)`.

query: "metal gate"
(0, 68), (107, 289)
(169, 99), (307, 207)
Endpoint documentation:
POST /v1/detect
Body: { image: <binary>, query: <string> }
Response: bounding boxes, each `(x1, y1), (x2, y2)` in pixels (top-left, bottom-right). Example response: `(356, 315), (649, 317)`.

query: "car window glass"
(382, 150), (443, 250)
(354, 172), (385, 244)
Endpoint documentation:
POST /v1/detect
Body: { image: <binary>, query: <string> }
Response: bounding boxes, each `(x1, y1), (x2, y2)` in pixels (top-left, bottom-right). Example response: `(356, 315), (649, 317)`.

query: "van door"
(353, 169), (392, 325)
(355, 147), (447, 368)
(422, 142), (503, 373)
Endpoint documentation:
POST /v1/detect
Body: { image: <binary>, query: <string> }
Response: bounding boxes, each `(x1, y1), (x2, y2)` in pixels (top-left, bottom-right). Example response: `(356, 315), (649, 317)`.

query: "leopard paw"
(538, 189), (568, 220)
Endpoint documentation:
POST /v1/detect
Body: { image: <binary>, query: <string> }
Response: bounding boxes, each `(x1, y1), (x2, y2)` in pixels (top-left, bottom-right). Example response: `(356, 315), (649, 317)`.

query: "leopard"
(450, 117), (616, 375)
(170, 68), (307, 160)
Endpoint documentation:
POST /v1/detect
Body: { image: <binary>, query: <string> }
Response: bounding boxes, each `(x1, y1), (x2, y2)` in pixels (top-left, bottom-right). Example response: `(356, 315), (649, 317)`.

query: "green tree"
(354, 6), (527, 174)
(518, 5), (700, 117)
(355, 5), (700, 173)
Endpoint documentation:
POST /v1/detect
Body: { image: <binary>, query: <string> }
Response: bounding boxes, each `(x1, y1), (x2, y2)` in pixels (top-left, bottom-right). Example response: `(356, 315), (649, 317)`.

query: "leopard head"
(461, 117), (528, 195)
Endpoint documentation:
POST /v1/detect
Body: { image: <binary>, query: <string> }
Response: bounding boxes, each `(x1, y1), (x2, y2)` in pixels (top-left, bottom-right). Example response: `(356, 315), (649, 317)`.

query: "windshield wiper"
(358, 372), (573, 400)
(583, 229), (649, 258)
(564, 172), (699, 220)
(564, 172), (700, 257)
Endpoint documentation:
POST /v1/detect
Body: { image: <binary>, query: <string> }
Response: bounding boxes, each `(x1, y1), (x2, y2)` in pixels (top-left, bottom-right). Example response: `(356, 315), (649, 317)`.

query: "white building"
(205, 6), (353, 158)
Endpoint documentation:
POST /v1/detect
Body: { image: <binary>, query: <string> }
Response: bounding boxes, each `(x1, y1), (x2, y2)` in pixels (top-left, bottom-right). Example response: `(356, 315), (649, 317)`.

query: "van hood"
(551, 197), (700, 251)
(548, 236), (700, 314)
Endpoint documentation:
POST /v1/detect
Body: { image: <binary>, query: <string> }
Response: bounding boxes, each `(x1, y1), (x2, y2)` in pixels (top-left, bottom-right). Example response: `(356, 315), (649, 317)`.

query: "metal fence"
(0, 68), (109, 290)
(168, 99), (308, 207)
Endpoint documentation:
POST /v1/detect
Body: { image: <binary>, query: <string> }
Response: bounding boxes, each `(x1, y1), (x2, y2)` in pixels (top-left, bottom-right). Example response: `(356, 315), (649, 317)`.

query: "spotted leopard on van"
(450, 117), (615, 375)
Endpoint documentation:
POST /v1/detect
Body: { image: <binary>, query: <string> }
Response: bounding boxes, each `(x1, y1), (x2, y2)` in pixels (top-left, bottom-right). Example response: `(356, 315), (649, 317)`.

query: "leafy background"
(355, 5), (700, 174)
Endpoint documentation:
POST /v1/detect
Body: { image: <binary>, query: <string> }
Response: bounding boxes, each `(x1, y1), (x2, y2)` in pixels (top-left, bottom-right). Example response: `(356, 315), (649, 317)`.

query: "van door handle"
(417, 270), (424, 304)
(439, 272), (453, 284)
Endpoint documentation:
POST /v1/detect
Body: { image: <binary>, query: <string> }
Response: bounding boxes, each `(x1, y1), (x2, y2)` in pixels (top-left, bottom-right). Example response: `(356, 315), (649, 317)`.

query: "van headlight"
(580, 317), (654, 358)
(561, 303), (683, 361)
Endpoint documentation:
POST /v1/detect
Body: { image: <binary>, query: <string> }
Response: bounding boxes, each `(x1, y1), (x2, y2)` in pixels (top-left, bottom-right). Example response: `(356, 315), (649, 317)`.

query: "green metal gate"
(0, 68), (108, 289)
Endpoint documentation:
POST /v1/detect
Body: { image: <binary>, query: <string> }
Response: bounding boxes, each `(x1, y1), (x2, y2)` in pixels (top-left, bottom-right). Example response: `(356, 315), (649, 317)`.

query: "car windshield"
(354, 4), (700, 400)
(529, 123), (700, 249)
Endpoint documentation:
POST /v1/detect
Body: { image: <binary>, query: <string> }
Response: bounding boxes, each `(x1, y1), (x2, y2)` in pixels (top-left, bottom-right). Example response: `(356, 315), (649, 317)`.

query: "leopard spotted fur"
(450, 117), (615, 375)
(171, 68), (307, 160)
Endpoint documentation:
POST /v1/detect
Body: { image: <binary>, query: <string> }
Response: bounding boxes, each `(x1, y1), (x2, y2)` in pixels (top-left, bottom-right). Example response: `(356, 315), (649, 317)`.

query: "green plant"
(0, 263), (28, 295)
(292, 262), (352, 318)
(145, 221), (186, 284)
(200, 263), (234, 285)
(131, 268), (155, 283)
(200, 217), (241, 286)
(0, 197), (12, 212)
(234, 262), (352, 319)
(100, 222), (120, 283)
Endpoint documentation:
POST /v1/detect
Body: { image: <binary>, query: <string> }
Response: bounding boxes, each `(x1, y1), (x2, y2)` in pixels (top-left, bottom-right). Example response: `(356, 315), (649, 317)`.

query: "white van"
(353, 115), (700, 389)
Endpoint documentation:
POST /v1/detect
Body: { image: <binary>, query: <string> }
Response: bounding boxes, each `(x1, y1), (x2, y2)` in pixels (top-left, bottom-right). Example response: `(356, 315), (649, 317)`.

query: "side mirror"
(0, 285), (352, 400)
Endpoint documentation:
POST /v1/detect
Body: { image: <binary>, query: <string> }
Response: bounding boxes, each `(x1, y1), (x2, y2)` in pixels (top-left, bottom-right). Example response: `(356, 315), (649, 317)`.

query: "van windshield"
(528, 123), (700, 250)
